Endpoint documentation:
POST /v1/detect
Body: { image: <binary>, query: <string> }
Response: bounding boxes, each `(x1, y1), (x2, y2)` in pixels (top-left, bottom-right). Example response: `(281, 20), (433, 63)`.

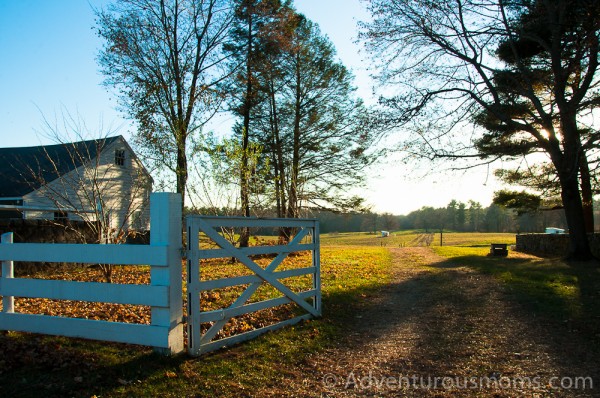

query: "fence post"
(1, 232), (14, 314)
(187, 218), (201, 356)
(312, 221), (321, 316)
(150, 193), (183, 355)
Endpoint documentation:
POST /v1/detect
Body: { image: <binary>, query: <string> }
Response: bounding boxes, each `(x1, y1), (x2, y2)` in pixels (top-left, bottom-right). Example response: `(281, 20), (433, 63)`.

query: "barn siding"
(22, 137), (151, 231)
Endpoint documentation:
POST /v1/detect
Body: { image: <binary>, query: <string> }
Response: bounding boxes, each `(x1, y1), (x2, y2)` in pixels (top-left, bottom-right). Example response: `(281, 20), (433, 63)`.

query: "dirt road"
(262, 247), (599, 397)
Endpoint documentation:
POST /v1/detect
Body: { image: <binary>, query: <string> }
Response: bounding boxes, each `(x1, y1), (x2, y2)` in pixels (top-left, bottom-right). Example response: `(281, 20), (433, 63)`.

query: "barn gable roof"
(0, 136), (121, 198)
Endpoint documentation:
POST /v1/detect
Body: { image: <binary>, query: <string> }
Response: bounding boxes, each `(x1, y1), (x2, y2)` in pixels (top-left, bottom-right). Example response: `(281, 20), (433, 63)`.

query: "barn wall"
(22, 137), (152, 231)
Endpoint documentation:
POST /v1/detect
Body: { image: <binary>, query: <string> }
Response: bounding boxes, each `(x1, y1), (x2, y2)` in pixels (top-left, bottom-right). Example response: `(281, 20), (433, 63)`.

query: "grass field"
(1, 231), (599, 397)
(321, 230), (516, 248)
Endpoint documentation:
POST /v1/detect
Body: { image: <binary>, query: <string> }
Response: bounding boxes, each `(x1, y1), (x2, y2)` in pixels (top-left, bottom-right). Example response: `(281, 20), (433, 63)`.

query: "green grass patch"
(0, 246), (391, 398)
(432, 246), (600, 345)
(322, 231), (515, 248)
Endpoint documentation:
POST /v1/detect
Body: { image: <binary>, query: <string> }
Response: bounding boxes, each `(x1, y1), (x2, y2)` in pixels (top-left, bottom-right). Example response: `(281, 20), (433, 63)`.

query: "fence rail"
(0, 313), (169, 347)
(0, 193), (184, 354)
(0, 278), (168, 306)
(0, 243), (168, 265)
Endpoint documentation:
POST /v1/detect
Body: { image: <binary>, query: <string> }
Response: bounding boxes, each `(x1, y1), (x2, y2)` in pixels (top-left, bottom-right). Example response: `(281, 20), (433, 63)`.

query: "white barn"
(0, 136), (152, 231)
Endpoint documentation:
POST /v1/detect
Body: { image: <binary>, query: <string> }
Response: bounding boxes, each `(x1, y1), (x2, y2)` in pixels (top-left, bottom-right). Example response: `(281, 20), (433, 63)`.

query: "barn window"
(115, 149), (125, 166)
(54, 211), (68, 221)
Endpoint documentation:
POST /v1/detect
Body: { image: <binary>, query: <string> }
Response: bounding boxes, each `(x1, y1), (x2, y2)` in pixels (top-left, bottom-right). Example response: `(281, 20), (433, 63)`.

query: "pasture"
(1, 231), (599, 397)
(321, 230), (516, 248)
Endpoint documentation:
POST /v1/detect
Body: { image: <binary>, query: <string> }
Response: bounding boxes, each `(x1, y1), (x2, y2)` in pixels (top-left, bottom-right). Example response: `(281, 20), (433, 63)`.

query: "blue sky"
(0, 0), (121, 146)
(0, 0), (502, 214)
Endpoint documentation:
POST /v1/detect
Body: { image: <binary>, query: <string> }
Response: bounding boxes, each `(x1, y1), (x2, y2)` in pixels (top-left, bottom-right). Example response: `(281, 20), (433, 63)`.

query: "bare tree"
(15, 114), (152, 282)
(96, 0), (234, 208)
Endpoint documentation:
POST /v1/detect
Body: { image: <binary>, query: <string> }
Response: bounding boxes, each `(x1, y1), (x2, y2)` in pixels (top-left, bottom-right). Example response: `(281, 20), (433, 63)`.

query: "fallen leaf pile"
(9, 265), (153, 324)
(2, 251), (316, 343)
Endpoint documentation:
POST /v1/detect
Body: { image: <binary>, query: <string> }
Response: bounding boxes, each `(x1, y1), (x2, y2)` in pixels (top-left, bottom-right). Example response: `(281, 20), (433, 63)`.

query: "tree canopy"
(96, 0), (233, 207)
(361, 0), (600, 260)
(223, 3), (376, 236)
(97, 0), (378, 242)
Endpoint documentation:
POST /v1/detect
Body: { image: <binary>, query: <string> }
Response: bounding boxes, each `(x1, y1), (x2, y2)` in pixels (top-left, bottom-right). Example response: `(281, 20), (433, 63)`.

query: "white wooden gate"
(186, 216), (321, 356)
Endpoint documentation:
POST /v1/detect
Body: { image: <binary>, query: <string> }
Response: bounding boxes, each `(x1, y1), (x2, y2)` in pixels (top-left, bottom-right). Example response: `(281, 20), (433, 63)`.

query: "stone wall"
(516, 233), (600, 257)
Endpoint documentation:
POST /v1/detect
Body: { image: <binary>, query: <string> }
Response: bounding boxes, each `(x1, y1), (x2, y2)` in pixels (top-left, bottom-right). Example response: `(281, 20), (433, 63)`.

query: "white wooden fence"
(0, 192), (184, 355)
(186, 216), (321, 356)
(0, 194), (322, 356)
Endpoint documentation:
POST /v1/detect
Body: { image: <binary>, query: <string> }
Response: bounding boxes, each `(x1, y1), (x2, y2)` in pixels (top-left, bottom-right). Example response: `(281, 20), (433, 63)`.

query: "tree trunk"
(269, 85), (291, 242)
(282, 56), (302, 241)
(239, 13), (253, 248)
(176, 138), (187, 214)
(579, 154), (594, 233)
(239, 123), (250, 247)
(554, 113), (595, 261)
(558, 165), (594, 261)
(271, 88), (287, 219)
(273, 148), (281, 217)
(287, 54), (301, 221)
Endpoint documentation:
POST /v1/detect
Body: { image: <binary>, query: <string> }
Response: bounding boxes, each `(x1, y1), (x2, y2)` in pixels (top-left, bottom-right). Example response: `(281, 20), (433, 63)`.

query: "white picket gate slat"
(196, 290), (318, 323)
(0, 243), (168, 265)
(197, 242), (313, 259)
(198, 216), (316, 228)
(198, 313), (313, 354)
(0, 313), (170, 348)
(1, 232), (14, 313)
(0, 278), (168, 306)
(195, 266), (316, 291)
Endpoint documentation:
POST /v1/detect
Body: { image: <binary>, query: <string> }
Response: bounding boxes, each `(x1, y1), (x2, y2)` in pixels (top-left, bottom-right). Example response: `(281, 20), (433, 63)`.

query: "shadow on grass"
(2, 253), (599, 397)
(336, 251), (600, 393)
(431, 253), (600, 344)
(0, 281), (391, 398)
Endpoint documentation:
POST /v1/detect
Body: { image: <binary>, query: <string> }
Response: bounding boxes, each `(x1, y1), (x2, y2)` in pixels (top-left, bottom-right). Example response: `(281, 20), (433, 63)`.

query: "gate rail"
(186, 216), (321, 356)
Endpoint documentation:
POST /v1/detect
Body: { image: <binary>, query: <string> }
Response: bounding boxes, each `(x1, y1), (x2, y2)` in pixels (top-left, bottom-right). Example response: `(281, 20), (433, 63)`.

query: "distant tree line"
(313, 200), (571, 235)
(188, 198), (576, 235)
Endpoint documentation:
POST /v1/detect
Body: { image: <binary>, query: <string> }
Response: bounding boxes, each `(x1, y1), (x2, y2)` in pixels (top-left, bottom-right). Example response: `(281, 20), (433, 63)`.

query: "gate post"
(150, 193), (184, 355)
(1, 232), (14, 314)
(312, 221), (321, 316)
